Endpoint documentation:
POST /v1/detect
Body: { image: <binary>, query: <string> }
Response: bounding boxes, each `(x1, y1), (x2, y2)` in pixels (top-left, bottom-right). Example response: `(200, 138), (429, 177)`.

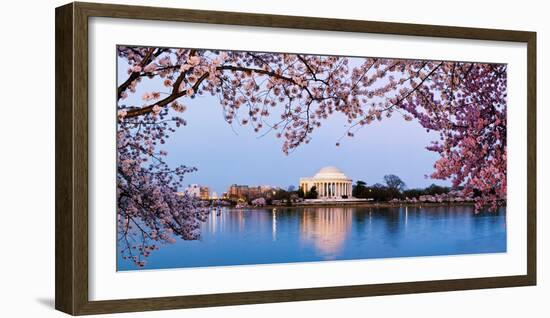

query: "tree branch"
(123, 63), (303, 118)
(117, 48), (158, 100)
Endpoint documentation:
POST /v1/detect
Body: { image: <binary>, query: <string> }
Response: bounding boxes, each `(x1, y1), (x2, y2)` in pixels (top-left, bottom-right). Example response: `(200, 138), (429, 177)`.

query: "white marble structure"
(300, 166), (353, 199)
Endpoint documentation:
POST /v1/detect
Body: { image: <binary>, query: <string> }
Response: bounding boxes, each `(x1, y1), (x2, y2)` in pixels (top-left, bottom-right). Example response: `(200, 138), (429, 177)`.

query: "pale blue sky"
(117, 53), (450, 195)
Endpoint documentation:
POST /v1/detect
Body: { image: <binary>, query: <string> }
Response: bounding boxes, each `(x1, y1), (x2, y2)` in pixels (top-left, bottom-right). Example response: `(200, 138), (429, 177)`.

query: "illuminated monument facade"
(300, 166), (353, 199)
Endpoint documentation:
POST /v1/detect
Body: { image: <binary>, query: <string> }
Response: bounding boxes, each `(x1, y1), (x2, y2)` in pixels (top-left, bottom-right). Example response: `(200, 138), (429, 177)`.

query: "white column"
(344, 183), (347, 197)
(345, 183), (348, 196)
(342, 183), (345, 197)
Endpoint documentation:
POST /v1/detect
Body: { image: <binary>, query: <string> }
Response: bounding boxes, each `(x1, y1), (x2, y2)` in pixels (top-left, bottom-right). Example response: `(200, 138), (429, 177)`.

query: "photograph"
(116, 46), (507, 270)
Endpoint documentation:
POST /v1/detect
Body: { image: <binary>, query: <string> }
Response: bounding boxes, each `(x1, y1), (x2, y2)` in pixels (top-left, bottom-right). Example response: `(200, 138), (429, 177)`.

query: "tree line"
(260, 174), (452, 204)
(352, 174), (451, 202)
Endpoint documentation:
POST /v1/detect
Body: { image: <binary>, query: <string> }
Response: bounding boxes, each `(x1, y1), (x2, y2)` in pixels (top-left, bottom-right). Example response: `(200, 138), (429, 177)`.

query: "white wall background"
(0, 0), (547, 316)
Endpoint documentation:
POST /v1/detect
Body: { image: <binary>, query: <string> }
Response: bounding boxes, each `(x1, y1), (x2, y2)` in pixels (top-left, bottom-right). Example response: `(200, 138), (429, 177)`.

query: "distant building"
(184, 184), (201, 198)
(300, 166), (353, 199)
(259, 185), (277, 193)
(226, 184), (279, 200)
(184, 184), (210, 200)
(228, 184), (249, 199)
(199, 186), (210, 200)
(248, 186), (264, 199)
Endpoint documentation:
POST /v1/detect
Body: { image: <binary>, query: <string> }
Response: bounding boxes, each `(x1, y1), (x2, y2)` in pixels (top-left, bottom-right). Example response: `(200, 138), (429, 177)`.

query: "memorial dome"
(313, 166), (348, 180)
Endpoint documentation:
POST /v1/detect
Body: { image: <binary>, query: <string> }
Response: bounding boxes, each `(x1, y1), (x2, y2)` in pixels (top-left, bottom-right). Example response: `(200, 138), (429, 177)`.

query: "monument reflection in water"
(117, 206), (506, 270)
(300, 208), (353, 260)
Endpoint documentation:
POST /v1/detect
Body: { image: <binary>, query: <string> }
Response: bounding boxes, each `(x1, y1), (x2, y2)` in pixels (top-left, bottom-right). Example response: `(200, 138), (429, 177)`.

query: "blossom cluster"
(116, 46), (507, 266)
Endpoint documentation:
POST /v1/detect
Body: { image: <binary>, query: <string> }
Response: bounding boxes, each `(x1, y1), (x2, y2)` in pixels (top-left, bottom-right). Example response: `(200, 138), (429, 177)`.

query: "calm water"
(118, 205), (506, 271)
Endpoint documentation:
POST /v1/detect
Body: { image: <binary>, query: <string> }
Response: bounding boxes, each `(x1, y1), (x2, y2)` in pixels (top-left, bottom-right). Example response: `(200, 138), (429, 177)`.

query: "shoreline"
(220, 201), (497, 210)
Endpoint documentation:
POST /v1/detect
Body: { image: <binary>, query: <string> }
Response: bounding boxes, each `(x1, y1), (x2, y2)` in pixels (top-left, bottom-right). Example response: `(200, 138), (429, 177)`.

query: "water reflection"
(118, 205), (507, 270)
(300, 208), (353, 259)
(272, 209), (277, 241)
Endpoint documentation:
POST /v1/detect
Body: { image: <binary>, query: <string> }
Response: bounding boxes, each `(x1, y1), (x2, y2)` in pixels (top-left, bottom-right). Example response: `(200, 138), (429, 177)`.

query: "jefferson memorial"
(300, 166), (353, 199)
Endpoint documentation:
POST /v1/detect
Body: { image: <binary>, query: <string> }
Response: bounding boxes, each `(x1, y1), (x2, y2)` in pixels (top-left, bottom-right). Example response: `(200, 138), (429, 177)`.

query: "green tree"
(384, 174), (406, 192)
(306, 186), (318, 199)
(403, 184), (450, 199)
(424, 183), (450, 195)
(353, 180), (368, 198)
(403, 188), (424, 198)
(272, 189), (291, 201)
(363, 183), (402, 201)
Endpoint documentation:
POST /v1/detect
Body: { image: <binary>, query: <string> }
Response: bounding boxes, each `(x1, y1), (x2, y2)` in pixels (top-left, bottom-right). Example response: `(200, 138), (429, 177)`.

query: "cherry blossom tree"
(117, 46), (506, 266)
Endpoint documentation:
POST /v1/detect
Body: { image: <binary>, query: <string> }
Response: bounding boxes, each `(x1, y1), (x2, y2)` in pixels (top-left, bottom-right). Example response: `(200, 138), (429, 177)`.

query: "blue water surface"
(117, 205), (506, 270)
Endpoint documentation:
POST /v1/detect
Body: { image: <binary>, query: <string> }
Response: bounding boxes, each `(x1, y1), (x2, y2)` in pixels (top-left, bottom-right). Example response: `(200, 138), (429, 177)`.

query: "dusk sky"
(117, 52), (451, 195)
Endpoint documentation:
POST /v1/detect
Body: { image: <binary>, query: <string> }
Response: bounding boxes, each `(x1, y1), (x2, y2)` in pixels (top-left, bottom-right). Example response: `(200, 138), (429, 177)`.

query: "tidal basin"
(118, 205), (506, 270)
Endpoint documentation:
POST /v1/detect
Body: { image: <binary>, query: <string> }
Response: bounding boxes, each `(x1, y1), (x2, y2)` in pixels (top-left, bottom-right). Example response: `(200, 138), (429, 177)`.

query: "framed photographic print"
(55, 2), (537, 315)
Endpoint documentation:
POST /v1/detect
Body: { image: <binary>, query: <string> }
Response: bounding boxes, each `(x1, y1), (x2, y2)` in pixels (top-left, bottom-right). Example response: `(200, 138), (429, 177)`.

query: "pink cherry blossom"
(187, 55), (200, 66)
(117, 46), (507, 266)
